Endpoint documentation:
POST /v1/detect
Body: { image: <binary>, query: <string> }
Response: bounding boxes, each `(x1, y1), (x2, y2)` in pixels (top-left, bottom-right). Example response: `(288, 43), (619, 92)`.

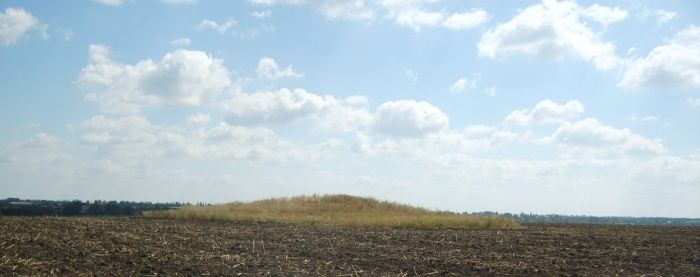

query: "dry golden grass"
(144, 194), (520, 229)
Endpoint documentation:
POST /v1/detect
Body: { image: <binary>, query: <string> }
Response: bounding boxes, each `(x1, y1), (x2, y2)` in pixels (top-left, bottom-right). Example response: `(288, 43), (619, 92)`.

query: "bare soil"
(1, 217), (698, 276)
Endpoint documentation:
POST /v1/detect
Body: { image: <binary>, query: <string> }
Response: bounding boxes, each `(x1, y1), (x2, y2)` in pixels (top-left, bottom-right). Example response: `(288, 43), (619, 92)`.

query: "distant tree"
(62, 200), (83, 216)
(103, 201), (120, 215)
(86, 201), (104, 215)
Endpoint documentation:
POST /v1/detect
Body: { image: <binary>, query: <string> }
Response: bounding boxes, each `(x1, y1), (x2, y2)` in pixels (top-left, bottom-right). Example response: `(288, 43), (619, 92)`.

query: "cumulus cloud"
(636, 6), (676, 26)
(186, 113), (211, 126)
(404, 69), (417, 82)
(352, 132), (373, 154)
(477, 0), (622, 71)
(652, 10), (676, 25)
(78, 115), (340, 164)
(344, 95), (369, 106)
(449, 77), (477, 93)
(505, 100), (584, 126)
(256, 57), (303, 80)
(380, 0), (444, 31)
(248, 0), (488, 31)
(361, 125), (519, 161)
(442, 9), (488, 30)
(688, 98), (700, 108)
(0, 133), (73, 176)
(76, 44), (231, 113)
(316, 102), (373, 132)
(62, 29), (75, 41)
(79, 116), (174, 160)
(197, 18), (237, 34)
(619, 26), (700, 90)
(373, 100), (448, 137)
(0, 7), (40, 46)
(629, 115), (660, 123)
(200, 123), (342, 164)
(547, 118), (666, 156)
(251, 10), (272, 19)
(580, 4), (628, 26)
(20, 133), (60, 149)
(248, 0), (306, 5)
(251, 0), (374, 21)
(92, 0), (124, 6)
(318, 0), (374, 21)
(161, 0), (197, 4)
(222, 88), (372, 131)
(170, 37), (191, 47)
(223, 88), (333, 125)
(94, 0), (196, 6)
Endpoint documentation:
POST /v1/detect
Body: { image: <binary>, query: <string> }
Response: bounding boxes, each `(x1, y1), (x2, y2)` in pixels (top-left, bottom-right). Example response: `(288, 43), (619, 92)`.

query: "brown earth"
(1, 216), (698, 276)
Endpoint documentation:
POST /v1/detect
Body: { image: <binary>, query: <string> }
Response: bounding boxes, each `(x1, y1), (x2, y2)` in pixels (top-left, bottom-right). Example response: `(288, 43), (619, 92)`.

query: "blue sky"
(1, 0), (699, 217)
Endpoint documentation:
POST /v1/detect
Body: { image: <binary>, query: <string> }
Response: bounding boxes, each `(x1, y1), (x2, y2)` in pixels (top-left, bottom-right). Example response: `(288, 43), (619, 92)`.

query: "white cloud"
(477, 0), (621, 71)
(248, 0), (307, 5)
(161, 0), (197, 4)
(170, 37), (191, 47)
(197, 18), (237, 34)
(92, 0), (124, 6)
(199, 123), (342, 164)
(223, 88), (332, 125)
(256, 57), (303, 80)
(248, 0), (487, 31)
(396, 10), (443, 30)
(362, 125), (519, 161)
(547, 118), (666, 156)
(62, 29), (75, 41)
(404, 69), (417, 82)
(442, 9), (487, 30)
(187, 113), (211, 126)
(619, 25), (700, 90)
(251, 10), (272, 19)
(77, 115), (339, 164)
(352, 132), (373, 154)
(688, 98), (700, 108)
(79, 116), (176, 160)
(630, 115), (660, 123)
(382, 1), (444, 31)
(76, 44), (231, 113)
(449, 77), (477, 93)
(21, 133), (60, 148)
(485, 86), (496, 96)
(222, 88), (371, 131)
(0, 133), (73, 178)
(0, 7), (39, 46)
(581, 4), (628, 26)
(653, 10), (676, 25)
(344, 95), (369, 106)
(374, 100), (448, 137)
(315, 101), (373, 132)
(318, 0), (374, 21)
(95, 0), (197, 6)
(636, 6), (676, 26)
(505, 100), (585, 126)
(641, 116), (659, 123)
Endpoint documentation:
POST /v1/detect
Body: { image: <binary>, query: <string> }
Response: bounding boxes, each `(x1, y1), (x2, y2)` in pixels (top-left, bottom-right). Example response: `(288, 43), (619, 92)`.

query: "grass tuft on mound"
(143, 194), (520, 229)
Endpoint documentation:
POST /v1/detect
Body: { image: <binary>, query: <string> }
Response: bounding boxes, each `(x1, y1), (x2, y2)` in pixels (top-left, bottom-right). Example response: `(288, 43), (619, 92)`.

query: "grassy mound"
(144, 194), (519, 229)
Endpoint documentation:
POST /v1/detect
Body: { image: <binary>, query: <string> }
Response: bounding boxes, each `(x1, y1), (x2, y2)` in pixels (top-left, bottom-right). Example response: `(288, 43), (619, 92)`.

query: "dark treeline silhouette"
(465, 211), (700, 226)
(0, 198), (191, 216)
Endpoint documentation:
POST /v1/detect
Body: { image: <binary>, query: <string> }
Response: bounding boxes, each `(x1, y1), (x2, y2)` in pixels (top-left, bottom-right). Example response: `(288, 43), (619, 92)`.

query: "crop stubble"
(1, 217), (698, 275)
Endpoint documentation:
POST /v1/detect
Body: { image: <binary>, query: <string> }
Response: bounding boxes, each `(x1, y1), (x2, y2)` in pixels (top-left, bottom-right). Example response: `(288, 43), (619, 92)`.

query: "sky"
(0, 0), (699, 217)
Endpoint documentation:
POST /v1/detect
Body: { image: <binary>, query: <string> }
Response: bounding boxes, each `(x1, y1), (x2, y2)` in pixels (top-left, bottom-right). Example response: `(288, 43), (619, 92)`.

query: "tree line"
(465, 211), (700, 226)
(0, 198), (194, 216)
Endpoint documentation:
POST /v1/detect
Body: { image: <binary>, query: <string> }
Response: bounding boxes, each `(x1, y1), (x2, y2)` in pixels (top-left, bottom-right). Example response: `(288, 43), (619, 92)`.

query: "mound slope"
(144, 194), (519, 229)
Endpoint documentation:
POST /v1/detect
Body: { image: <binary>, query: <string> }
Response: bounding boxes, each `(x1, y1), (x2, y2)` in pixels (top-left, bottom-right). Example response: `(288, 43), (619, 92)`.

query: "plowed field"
(1, 217), (698, 275)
